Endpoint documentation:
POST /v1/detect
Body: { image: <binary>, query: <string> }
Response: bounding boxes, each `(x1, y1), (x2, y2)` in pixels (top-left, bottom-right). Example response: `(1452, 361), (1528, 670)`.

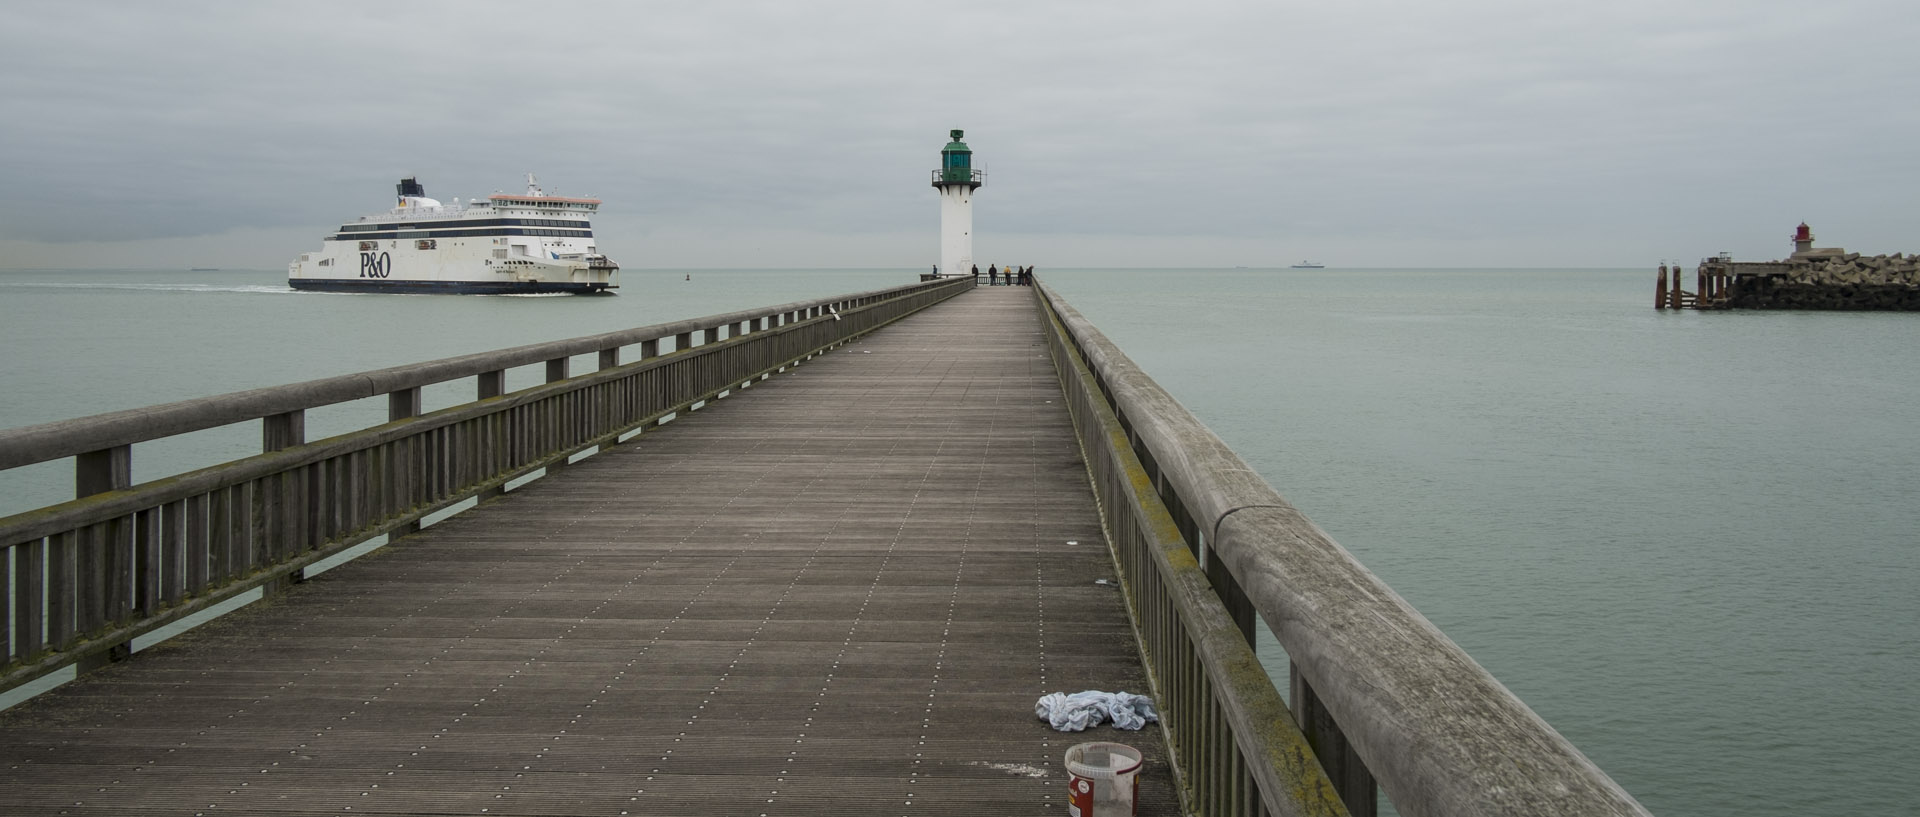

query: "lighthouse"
(1792, 222), (1815, 256)
(932, 129), (983, 278)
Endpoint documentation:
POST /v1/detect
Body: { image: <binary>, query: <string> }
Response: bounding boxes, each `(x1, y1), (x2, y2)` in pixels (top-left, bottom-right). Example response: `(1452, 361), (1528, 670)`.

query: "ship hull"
(288, 278), (615, 295)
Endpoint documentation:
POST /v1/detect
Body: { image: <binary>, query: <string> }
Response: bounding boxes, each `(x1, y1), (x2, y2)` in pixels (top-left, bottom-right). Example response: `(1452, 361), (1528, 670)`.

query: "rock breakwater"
(1727, 252), (1920, 310)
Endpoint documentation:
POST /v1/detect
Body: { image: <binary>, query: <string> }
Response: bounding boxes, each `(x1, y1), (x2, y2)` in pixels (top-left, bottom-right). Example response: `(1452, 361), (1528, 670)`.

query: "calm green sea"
(2, 267), (1915, 815)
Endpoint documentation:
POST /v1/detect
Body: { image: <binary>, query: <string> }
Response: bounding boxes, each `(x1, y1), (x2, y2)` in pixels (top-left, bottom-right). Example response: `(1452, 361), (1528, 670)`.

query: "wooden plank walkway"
(0, 285), (1178, 816)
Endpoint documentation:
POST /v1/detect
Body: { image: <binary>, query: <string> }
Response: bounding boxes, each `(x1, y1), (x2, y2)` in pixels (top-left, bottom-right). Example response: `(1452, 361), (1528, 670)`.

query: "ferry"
(1289, 260), (1325, 269)
(288, 175), (618, 294)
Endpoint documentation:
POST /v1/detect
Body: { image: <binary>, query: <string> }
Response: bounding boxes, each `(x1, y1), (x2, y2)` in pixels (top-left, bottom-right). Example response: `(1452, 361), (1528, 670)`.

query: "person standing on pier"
(989, 264), (999, 286)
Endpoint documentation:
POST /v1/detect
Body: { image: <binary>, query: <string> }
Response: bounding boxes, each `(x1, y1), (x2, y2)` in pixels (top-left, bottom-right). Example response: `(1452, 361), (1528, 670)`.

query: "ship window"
(318, 258), (333, 266)
(358, 240), (377, 251)
(416, 239), (437, 250)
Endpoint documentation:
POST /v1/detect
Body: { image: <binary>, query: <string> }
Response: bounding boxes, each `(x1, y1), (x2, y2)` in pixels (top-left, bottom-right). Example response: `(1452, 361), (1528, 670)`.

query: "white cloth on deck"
(1034, 690), (1160, 732)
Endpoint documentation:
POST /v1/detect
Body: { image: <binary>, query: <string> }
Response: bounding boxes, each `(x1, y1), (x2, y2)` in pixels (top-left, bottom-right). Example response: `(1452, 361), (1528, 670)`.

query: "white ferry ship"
(288, 175), (618, 294)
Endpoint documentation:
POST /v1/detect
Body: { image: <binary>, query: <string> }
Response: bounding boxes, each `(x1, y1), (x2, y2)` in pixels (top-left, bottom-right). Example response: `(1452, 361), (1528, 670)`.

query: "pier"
(1655, 224), (1920, 311)
(2, 279), (1649, 816)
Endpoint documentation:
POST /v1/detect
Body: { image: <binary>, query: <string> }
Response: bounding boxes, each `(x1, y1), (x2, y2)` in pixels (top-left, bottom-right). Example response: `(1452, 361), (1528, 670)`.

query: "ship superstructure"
(288, 175), (619, 294)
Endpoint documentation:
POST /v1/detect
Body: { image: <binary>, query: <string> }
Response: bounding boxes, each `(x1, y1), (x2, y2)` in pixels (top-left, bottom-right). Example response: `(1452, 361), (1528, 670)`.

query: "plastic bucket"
(1064, 741), (1142, 817)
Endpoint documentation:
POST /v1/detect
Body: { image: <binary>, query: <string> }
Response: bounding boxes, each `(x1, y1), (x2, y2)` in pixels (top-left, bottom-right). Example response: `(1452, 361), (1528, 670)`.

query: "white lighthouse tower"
(932, 129), (984, 277)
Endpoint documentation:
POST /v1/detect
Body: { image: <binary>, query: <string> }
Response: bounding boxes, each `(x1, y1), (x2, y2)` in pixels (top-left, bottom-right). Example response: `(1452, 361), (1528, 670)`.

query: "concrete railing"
(1035, 282), (1651, 817)
(0, 276), (974, 694)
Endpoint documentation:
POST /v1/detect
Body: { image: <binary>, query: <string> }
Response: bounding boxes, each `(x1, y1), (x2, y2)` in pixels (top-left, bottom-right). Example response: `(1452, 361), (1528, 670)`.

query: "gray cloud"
(2, 0), (1915, 268)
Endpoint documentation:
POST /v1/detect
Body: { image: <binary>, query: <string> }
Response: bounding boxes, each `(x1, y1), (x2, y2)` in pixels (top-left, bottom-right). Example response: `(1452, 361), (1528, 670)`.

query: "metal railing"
(0, 276), (974, 694)
(1034, 282), (1651, 817)
(929, 168), (986, 186)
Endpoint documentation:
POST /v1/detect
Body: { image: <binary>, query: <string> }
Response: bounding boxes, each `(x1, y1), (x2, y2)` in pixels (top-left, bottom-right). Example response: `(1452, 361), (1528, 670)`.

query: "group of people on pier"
(979, 263), (1033, 286)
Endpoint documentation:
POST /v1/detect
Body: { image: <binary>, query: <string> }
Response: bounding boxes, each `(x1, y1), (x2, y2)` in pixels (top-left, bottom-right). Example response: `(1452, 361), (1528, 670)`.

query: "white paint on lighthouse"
(932, 129), (983, 277)
(938, 185), (973, 277)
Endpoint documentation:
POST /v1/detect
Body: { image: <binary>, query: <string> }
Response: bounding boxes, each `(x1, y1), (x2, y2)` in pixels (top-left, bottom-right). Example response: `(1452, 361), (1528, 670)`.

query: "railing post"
(70, 446), (134, 671)
(70, 447), (132, 674)
(388, 389), (421, 537)
(477, 370), (505, 400)
(544, 359), (570, 474)
(477, 371), (506, 501)
(14, 539), (45, 659)
(75, 445), (131, 499)
(595, 348), (619, 447)
(261, 410), (308, 593)
(388, 389), (421, 422)
(263, 410), (306, 452)
(1291, 668), (1378, 816)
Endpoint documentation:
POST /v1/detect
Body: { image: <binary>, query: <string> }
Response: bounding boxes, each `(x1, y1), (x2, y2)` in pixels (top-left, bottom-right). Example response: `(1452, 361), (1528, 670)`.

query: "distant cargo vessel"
(288, 175), (618, 295)
(1290, 260), (1325, 269)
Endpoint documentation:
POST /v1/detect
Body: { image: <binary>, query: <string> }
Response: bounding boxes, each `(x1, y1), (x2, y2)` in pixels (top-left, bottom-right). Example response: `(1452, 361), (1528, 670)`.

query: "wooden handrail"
(1036, 281), (1649, 817)
(0, 279), (955, 472)
(1, 277), (974, 695)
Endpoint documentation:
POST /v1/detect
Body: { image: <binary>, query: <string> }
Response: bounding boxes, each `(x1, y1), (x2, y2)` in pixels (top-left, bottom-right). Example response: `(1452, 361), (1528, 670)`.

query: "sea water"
(2, 267), (1915, 816)
(1042, 268), (1919, 816)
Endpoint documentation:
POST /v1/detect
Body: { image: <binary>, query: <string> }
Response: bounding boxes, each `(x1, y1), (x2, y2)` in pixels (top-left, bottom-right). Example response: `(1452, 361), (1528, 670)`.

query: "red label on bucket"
(1067, 772), (1138, 817)
(1068, 774), (1094, 817)
(1064, 741), (1142, 817)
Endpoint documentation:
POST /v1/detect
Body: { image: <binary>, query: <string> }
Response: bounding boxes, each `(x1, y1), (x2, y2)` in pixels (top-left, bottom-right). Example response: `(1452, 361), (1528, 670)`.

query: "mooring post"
(1657, 265), (1668, 310)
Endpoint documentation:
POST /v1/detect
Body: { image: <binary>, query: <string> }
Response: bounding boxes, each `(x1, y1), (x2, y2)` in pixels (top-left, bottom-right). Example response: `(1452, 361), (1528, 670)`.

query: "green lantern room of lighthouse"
(936, 129), (982, 188)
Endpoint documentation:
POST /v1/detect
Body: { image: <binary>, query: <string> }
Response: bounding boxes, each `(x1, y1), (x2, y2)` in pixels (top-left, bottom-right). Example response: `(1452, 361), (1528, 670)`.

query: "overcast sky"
(1, 0), (1914, 269)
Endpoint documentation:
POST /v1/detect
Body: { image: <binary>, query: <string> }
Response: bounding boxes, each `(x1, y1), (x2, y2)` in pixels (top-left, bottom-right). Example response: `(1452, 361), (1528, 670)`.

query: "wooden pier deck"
(0, 286), (1177, 815)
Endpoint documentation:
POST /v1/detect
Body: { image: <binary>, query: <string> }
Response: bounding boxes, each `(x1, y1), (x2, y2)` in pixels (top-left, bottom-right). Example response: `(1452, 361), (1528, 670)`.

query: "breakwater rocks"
(1728, 253), (1920, 310)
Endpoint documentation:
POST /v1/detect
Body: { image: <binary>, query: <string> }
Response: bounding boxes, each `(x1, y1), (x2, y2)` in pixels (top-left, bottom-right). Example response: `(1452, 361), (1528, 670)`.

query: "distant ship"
(1290, 261), (1325, 269)
(288, 175), (619, 294)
